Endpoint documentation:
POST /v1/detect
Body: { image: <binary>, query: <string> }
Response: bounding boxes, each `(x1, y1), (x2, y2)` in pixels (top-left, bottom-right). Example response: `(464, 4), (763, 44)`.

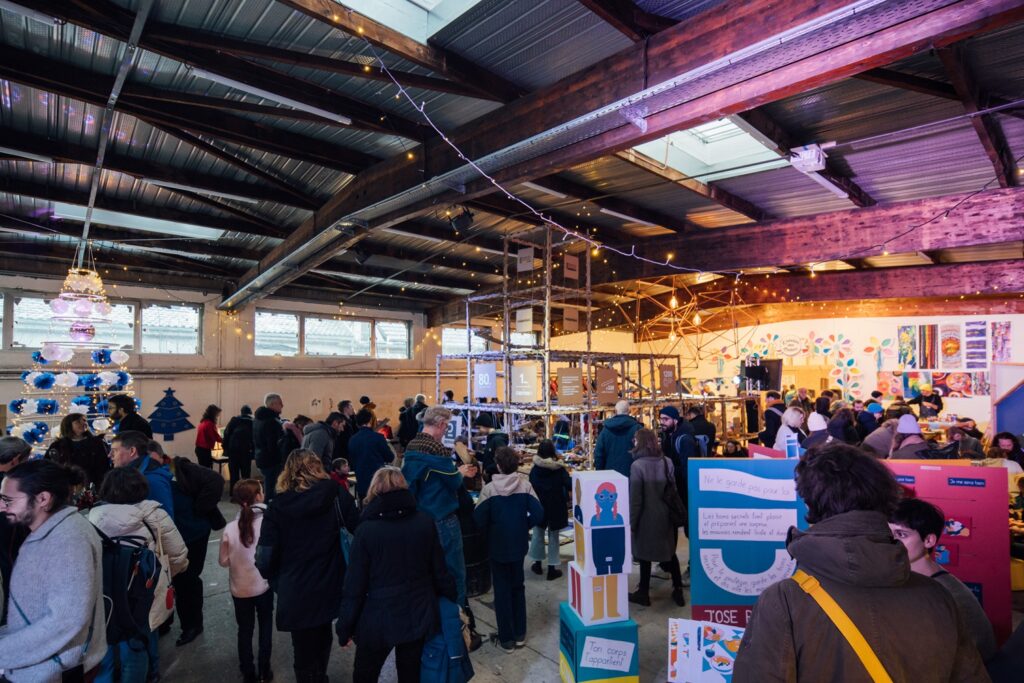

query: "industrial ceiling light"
(449, 207), (473, 232)
(51, 202), (224, 240)
(599, 208), (656, 226)
(521, 181), (568, 199)
(0, 145), (54, 163)
(142, 178), (260, 203)
(190, 67), (352, 126)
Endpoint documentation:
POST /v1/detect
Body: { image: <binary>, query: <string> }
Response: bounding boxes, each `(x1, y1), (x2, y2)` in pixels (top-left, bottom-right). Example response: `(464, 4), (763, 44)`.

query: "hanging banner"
(919, 324), (939, 370)
(557, 367), (583, 403)
(515, 307), (533, 333)
(511, 363), (539, 403)
(517, 246), (535, 272)
(659, 365), (677, 394)
(442, 417), (462, 448)
(885, 461), (1011, 643)
(564, 254), (579, 280)
(939, 324), (962, 369)
(474, 362), (497, 400)
(595, 367), (618, 405)
(688, 458), (808, 627)
(563, 306), (579, 332)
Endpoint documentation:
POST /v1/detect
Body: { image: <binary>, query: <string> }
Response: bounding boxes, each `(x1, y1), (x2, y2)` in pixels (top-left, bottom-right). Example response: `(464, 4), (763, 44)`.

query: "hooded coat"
(131, 454), (175, 518)
(255, 478), (358, 631)
(88, 500), (189, 578)
(222, 413), (254, 462)
(301, 421), (337, 470)
(402, 435), (463, 521)
(594, 414), (642, 478)
(335, 489), (456, 649)
(861, 420), (897, 457)
(528, 454), (571, 530)
(733, 511), (988, 683)
(629, 453), (678, 562)
(253, 406), (284, 469)
(473, 473), (544, 563)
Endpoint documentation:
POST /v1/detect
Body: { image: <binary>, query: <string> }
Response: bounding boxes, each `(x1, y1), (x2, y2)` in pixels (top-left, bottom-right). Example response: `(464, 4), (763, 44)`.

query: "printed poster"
(668, 619), (744, 683)
(897, 325), (917, 368)
(902, 371), (930, 399)
(965, 321), (987, 369)
(516, 246), (534, 272)
(972, 371), (991, 397)
(991, 322), (1011, 362)
(939, 324), (961, 369)
(931, 372), (973, 398)
(515, 307), (533, 333)
(919, 324), (938, 370)
(688, 458), (808, 627)
(557, 366), (583, 403)
(563, 306), (579, 332)
(660, 364), (677, 394)
(564, 253), (579, 280)
(473, 362), (497, 399)
(595, 367), (618, 405)
(885, 462), (1011, 643)
(510, 363), (538, 403)
(875, 371), (903, 399)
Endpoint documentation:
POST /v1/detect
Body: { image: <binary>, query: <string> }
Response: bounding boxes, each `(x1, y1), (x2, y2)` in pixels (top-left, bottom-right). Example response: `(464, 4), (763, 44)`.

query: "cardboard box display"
(567, 561), (628, 626)
(572, 471), (630, 529)
(559, 602), (639, 683)
(572, 519), (632, 577)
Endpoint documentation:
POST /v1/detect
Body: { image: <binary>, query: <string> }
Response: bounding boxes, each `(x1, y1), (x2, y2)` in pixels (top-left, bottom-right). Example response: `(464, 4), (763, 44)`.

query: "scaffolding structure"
(435, 227), (687, 465)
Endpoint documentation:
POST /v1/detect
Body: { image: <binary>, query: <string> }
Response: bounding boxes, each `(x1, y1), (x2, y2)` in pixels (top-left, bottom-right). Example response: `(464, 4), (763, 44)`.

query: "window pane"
(141, 304), (201, 354)
(442, 327), (487, 355)
(509, 331), (536, 346)
(375, 320), (410, 359)
(304, 317), (371, 356)
(13, 297), (134, 349)
(255, 311), (299, 356)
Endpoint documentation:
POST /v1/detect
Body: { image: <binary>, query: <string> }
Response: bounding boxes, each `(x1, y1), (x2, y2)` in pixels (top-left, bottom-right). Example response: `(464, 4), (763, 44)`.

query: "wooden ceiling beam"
(734, 108), (876, 208)
(594, 186), (1024, 282)
(0, 44), (370, 173)
(577, 0), (677, 41)
(937, 44), (1018, 188)
(274, 0), (524, 103)
(853, 67), (1024, 122)
(222, 0), (1024, 309)
(614, 148), (770, 222)
(146, 23), (497, 101)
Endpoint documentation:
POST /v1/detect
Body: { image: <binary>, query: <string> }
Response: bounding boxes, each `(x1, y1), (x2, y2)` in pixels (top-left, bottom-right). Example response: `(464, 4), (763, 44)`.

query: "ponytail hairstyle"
(4, 459), (84, 512)
(232, 478), (263, 548)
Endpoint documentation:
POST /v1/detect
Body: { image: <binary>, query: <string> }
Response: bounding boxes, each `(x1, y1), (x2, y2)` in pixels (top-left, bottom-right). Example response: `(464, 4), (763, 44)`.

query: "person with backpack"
(685, 406), (717, 456)
(219, 479), (274, 683)
(223, 406), (256, 493)
(89, 467), (189, 683)
(256, 450), (358, 683)
(627, 429), (686, 608)
(336, 467), (456, 683)
(168, 448), (227, 647)
(0, 460), (107, 681)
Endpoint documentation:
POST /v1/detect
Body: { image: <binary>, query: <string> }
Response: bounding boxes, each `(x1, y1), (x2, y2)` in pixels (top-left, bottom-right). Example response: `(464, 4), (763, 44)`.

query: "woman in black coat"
(256, 450), (358, 683)
(528, 440), (571, 579)
(336, 466), (456, 683)
(222, 405), (255, 491)
(44, 413), (110, 490)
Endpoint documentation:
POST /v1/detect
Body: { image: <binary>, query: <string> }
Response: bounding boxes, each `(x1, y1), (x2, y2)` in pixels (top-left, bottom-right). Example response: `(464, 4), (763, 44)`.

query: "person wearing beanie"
(223, 405), (256, 492)
(907, 383), (943, 418)
(658, 405), (694, 534)
(359, 396), (379, 430)
(801, 413), (831, 451)
(891, 414), (929, 459)
(857, 401), (883, 440)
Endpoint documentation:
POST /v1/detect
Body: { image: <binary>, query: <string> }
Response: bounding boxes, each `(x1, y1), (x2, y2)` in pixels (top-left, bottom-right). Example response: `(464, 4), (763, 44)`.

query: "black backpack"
(94, 525), (160, 644)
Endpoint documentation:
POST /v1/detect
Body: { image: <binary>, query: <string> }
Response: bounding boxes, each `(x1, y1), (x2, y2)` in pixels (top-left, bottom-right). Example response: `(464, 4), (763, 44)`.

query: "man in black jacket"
(222, 405), (255, 492)
(685, 405), (717, 455)
(108, 394), (152, 438)
(348, 409), (395, 501)
(254, 393), (285, 502)
(760, 391), (784, 447)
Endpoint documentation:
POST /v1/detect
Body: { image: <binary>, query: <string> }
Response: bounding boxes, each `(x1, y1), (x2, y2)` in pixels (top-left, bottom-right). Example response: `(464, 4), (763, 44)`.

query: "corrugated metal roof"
(712, 165), (854, 218)
(635, 0), (727, 21)
(431, 0), (633, 90)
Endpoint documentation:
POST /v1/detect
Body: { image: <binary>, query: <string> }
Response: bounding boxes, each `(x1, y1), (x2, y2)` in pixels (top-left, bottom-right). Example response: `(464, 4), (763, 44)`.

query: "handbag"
(142, 520), (174, 630)
(660, 456), (687, 528)
(790, 569), (893, 683)
(334, 498), (354, 564)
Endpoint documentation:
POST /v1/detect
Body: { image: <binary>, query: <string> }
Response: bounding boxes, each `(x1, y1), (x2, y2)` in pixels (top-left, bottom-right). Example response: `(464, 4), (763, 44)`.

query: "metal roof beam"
(531, 173), (693, 232)
(937, 44), (1018, 188)
(274, 0), (524, 103)
(577, 0), (677, 41)
(854, 67), (1024, 122)
(147, 23), (499, 102)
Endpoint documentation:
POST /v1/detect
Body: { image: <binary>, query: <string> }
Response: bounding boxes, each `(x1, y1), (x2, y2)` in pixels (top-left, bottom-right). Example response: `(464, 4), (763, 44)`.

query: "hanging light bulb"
(693, 311), (702, 325)
(669, 330), (677, 341)
(669, 294), (678, 309)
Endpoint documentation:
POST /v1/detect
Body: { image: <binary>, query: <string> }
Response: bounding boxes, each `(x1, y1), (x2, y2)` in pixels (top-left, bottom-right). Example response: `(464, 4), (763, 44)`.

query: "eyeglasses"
(0, 494), (27, 507)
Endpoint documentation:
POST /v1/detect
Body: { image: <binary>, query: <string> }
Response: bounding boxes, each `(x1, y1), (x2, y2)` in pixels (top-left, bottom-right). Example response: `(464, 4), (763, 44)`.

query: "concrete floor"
(155, 501), (691, 683)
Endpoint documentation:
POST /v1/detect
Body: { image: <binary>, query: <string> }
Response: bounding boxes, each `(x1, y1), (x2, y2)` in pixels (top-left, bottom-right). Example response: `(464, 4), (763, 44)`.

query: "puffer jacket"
(528, 454), (571, 531)
(88, 500), (189, 577)
(473, 473), (544, 563)
(733, 511), (988, 683)
(594, 414), (642, 478)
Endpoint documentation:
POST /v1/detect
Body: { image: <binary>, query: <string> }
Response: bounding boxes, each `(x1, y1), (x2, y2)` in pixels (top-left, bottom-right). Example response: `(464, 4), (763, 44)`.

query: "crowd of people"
(0, 385), (1019, 682)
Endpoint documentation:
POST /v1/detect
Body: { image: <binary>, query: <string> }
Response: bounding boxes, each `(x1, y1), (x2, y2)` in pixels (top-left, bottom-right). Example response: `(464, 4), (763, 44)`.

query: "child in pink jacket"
(219, 479), (274, 683)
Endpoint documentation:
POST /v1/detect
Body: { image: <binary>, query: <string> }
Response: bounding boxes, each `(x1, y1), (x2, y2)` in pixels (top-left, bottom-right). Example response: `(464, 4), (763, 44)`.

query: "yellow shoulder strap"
(790, 569), (894, 683)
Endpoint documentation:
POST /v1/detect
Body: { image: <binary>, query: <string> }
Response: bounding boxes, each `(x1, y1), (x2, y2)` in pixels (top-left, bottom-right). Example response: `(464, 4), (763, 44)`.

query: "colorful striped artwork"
(897, 325), (917, 368)
(918, 324), (939, 369)
(992, 322), (1011, 362)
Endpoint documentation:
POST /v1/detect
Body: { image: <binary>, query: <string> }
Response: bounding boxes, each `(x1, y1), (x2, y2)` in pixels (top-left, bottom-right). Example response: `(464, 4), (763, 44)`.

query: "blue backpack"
(94, 525), (160, 644)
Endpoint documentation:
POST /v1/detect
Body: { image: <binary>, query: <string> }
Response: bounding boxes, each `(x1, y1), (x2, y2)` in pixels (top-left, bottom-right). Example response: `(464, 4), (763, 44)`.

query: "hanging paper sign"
(511, 363), (539, 403)
(517, 247), (535, 272)
(442, 417), (462, 448)
(474, 362), (497, 400)
(516, 307), (533, 333)
(595, 367), (618, 405)
(563, 306), (579, 332)
(659, 365), (677, 394)
(564, 254), (579, 280)
(557, 367), (583, 402)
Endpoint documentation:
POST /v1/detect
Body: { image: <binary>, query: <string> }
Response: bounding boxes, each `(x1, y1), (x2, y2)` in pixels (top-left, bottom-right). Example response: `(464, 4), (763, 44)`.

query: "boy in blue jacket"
(473, 446), (544, 653)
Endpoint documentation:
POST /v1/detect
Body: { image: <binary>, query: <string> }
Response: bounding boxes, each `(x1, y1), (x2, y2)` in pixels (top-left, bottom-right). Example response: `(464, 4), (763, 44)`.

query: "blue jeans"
(529, 527), (561, 566)
(260, 465), (282, 502)
(490, 560), (526, 645)
(97, 637), (149, 683)
(435, 513), (466, 607)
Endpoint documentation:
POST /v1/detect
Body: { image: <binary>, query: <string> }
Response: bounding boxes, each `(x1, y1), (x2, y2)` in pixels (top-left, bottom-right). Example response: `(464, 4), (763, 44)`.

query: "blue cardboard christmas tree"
(148, 387), (194, 441)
